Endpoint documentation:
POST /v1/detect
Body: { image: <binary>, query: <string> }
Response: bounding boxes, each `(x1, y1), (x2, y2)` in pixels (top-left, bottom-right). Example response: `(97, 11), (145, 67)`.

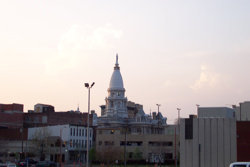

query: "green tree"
(132, 147), (142, 160)
(89, 148), (96, 166)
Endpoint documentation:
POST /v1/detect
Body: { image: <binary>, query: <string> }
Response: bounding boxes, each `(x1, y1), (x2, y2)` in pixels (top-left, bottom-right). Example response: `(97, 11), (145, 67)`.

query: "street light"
(176, 108), (181, 167)
(196, 104), (200, 118)
(85, 82), (95, 167)
(60, 126), (67, 164)
(177, 108), (181, 133)
(156, 104), (161, 134)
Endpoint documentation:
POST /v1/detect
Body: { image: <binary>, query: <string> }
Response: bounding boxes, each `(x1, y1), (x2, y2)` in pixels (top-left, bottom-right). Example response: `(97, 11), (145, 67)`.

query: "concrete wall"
(198, 107), (235, 118)
(180, 118), (236, 167)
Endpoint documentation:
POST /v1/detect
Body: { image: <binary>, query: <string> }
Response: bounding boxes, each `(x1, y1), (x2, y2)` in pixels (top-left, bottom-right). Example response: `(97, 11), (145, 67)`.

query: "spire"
(77, 103), (79, 112)
(114, 53), (120, 70)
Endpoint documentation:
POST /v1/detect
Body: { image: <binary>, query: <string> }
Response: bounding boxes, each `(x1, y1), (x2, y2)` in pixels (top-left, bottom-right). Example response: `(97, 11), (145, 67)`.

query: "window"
(70, 128), (72, 136)
(42, 116), (47, 123)
(79, 129), (81, 136)
(148, 141), (172, 146)
(70, 140), (72, 147)
(99, 130), (102, 135)
(105, 141), (114, 146)
(99, 141), (102, 146)
(90, 129), (92, 137)
(34, 116), (39, 123)
(77, 129), (78, 136)
(25, 117), (31, 123)
(121, 141), (142, 146)
(9, 153), (15, 157)
(73, 128), (75, 136)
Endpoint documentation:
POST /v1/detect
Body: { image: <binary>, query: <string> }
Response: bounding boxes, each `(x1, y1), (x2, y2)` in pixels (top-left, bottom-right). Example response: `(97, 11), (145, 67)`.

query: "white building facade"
(28, 124), (93, 163)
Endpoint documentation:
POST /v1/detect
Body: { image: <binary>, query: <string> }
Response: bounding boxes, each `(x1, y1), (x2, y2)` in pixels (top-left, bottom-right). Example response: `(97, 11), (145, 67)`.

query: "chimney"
(153, 112), (156, 120)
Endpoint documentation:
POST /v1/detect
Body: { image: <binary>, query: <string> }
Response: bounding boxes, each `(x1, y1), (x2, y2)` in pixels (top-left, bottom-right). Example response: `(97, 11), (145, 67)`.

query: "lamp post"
(156, 104), (161, 134)
(176, 108), (181, 167)
(177, 108), (181, 134)
(196, 104), (200, 118)
(60, 126), (67, 163)
(85, 82), (95, 167)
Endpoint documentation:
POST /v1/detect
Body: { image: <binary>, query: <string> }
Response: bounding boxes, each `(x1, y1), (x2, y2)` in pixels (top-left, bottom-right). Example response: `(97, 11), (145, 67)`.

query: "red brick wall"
(23, 112), (93, 128)
(4, 103), (23, 112)
(0, 113), (23, 128)
(0, 128), (27, 140)
(237, 121), (250, 161)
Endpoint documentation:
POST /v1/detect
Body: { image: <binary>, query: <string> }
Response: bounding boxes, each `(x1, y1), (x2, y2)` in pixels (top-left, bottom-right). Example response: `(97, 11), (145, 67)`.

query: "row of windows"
(70, 139), (92, 149)
(70, 128), (92, 137)
(98, 141), (173, 146)
(98, 130), (114, 135)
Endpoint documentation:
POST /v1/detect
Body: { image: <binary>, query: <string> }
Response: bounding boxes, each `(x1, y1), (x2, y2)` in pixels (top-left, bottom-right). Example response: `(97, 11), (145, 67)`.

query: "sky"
(0, 1), (250, 124)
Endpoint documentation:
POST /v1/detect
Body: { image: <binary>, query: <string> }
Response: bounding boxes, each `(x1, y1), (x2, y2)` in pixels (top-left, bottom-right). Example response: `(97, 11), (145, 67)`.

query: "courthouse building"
(96, 55), (178, 163)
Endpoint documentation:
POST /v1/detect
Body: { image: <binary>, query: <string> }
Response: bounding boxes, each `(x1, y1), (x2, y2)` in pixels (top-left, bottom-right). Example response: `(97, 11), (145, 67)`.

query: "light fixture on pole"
(196, 104), (200, 118)
(177, 108), (181, 132)
(156, 104), (161, 134)
(85, 82), (95, 167)
(176, 108), (181, 167)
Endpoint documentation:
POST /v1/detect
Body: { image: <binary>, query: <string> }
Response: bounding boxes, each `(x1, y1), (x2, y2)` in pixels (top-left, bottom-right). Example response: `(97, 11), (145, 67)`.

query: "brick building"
(0, 103), (24, 129)
(236, 121), (250, 162)
(23, 104), (94, 128)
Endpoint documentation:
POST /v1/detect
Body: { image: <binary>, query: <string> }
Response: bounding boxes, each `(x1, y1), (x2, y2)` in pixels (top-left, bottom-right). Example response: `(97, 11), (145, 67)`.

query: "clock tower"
(104, 54), (128, 118)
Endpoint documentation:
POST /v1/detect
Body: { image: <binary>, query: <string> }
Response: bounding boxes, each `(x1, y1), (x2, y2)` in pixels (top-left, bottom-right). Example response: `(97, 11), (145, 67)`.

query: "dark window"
(185, 118), (193, 139)
(9, 153), (15, 157)
(99, 141), (102, 146)
(99, 130), (102, 135)
(105, 141), (114, 146)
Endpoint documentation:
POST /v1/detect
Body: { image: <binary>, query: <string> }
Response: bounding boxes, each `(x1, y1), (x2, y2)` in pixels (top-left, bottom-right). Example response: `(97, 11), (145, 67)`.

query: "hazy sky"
(1, 1), (250, 123)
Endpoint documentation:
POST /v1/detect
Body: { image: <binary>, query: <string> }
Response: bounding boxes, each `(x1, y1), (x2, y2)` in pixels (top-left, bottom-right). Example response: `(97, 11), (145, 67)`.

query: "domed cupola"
(108, 54), (125, 91)
(104, 54), (128, 118)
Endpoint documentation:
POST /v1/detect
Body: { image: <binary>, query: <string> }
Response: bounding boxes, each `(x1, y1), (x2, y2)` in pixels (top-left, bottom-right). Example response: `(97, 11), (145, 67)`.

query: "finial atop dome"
(116, 53), (118, 65)
(114, 53), (120, 70)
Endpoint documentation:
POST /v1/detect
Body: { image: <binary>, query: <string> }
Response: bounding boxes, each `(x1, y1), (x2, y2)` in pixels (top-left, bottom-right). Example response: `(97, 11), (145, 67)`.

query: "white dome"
(109, 70), (124, 90)
(108, 54), (125, 90)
